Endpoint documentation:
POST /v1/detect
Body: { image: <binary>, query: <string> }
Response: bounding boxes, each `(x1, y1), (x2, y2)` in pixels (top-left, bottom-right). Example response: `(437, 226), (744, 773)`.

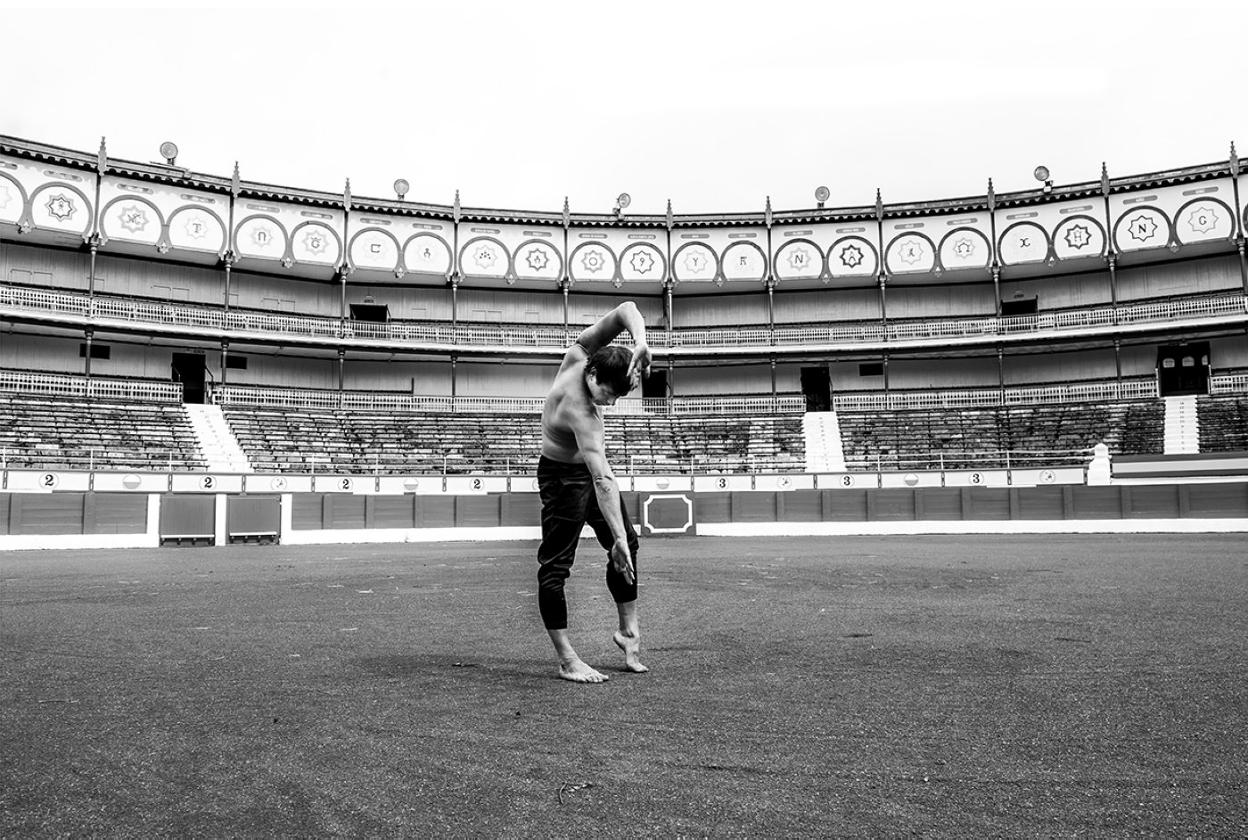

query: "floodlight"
(815, 185), (830, 208)
(1033, 165), (1053, 194)
(159, 141), (179, 166)
(394, 178), (410, 201)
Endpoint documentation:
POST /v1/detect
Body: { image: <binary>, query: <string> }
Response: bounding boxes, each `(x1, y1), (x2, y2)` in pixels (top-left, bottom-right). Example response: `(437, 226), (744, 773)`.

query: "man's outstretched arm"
(574, 425), (635, 585)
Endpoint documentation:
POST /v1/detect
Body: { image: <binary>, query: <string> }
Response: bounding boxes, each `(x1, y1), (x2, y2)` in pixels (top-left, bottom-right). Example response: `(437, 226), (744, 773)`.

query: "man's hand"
(610, 540), (635, 586)
(628, 343), (652, 387)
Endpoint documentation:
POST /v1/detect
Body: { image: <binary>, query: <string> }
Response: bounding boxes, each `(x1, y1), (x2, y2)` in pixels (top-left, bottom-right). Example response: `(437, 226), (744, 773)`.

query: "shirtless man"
(537, 301), (652, 683)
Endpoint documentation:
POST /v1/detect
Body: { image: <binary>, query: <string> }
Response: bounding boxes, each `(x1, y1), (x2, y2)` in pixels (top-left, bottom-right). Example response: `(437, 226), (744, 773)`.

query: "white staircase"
(803, 411), (847, 472)
(1162, 395), (1200, 455)
(185, 403), (253, 472)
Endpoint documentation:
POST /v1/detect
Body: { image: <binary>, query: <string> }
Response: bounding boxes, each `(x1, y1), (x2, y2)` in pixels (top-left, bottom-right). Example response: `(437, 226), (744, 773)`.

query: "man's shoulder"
(557, 343), (589, 376)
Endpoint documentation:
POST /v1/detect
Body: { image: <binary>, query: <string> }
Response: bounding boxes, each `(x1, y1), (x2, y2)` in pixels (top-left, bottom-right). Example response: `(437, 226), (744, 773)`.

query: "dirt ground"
(2, 534), (1246, 838)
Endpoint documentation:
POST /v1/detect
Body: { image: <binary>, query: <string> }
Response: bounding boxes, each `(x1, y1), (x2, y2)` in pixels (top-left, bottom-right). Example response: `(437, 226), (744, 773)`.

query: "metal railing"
(1, 447), (200, 471)
(1210, 372), (1248, 395)
(844, 448), (1093, 472)
(3, 282), (1244, 350)
(0, 369), (183, 402)
(833, 377), (1160, 411)
(211, 385), (806, 415)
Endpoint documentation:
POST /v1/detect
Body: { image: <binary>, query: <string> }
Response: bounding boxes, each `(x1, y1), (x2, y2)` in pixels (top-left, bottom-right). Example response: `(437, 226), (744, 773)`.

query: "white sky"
(1, 0), (1245, 215)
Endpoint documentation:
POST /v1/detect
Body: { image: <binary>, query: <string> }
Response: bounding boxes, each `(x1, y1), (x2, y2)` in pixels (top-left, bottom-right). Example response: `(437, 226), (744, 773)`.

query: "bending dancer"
(537, 301), (652, 683)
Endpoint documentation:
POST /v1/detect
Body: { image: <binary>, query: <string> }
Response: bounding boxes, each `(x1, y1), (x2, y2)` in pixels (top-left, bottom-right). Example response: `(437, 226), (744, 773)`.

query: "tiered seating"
(1197, 396), (1248, 452)
(222, 407), (806, 474)
(221, 408), (542, 473)
(0, 393), (205, 470)
(605, 414), (804, 473)
(836, 400), (1164, 470)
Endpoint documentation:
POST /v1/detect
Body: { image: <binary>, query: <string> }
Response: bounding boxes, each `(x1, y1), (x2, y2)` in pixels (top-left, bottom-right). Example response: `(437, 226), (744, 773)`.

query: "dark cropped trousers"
(536, 456), (639, 630)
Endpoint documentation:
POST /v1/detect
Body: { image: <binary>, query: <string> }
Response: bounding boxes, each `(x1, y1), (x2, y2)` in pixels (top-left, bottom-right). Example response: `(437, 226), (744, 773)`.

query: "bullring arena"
(2, 132), (1246, 836)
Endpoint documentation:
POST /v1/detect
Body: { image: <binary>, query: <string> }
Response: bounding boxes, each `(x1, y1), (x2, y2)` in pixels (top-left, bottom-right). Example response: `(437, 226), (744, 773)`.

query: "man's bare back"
(541, 347), (600, 464)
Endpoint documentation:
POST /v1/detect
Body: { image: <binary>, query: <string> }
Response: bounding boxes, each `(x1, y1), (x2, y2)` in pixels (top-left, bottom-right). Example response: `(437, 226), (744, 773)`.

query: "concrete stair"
(1162, 395), (1200, 455)
(185, 403), (253, 472)
(802, 411), (847, 472)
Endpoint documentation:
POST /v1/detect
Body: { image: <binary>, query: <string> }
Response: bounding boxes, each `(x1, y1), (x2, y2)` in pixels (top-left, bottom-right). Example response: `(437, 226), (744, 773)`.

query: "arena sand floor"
(2, 534), (1246, 839)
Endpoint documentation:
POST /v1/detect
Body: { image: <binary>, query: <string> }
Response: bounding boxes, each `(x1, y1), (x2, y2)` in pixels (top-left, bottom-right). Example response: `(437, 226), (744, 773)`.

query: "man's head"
(584, 345), (635, 406)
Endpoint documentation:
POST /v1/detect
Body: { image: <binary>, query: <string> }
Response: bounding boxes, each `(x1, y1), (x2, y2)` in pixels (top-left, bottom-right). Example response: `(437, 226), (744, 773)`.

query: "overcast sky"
(1, 1), (1244, 215)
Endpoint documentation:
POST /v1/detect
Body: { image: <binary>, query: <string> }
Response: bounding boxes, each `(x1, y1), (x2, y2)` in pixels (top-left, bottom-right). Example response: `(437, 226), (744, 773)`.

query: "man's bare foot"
(613, 630), (649, 673)
(559, 658), (609, 683)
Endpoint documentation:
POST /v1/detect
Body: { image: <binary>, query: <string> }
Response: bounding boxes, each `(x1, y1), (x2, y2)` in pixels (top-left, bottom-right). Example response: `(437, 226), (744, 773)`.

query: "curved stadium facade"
(1, 135), (1245, 546)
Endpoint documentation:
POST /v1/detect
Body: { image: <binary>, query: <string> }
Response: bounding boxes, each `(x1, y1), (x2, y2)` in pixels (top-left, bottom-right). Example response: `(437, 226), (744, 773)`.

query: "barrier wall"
(2, 482), (1246, 549)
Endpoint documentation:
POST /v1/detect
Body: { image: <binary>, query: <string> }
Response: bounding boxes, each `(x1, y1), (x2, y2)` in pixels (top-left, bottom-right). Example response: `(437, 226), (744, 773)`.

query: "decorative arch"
(28, 182), (94, 238)
(826, 236), (878, 277)
(1052, 214), (1107, 260)
(0, 171), (29, 225)
(884, 231), (937, 274)
(1113, 206), (1173, 252)
(937, 227), (991, 271)
(1172, 196), (1236, 244)
(234, 213), (290, 259)
(774, 238), (824, 280)
(671, 241), (719, 283)
(289, 220), (342, 265)
(568, 241), (618, 284)
(998, 221), (1051, 265)
(458, 235), (511, 278)
(166, 205), (228, 254)
(100, 194), (165, 245)
(721, 240), (768, 282)
(348, 226), (403, 272)
(402, 232), (455, 278)
(513, 237), (564, 281)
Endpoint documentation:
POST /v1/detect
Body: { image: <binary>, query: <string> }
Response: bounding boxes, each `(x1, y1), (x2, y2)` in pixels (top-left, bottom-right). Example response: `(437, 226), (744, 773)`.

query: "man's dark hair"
(585, 345), (634, 395)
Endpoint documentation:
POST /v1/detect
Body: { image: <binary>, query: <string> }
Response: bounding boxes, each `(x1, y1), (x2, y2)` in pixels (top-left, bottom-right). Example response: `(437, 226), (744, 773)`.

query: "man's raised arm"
(574, 301), (651, 382)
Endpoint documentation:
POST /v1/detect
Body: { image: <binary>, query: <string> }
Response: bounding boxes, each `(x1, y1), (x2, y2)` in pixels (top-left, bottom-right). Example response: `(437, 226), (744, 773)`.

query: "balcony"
(1, 282), (1245, 355)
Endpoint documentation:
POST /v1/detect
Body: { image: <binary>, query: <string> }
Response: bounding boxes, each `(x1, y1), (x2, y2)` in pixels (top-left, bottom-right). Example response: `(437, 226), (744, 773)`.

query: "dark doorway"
(1157, 342), (1210, 397)
(642, 368), (668, 400)
(171, 352), (207, 404)
(350, 302), (390, 322)
(1000, 296), (1038, 316)
(800, 366), (831, 412)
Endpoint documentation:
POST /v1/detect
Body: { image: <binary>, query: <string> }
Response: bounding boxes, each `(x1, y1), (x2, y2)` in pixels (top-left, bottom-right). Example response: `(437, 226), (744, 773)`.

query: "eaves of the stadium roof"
(1, 133), (1241, 226)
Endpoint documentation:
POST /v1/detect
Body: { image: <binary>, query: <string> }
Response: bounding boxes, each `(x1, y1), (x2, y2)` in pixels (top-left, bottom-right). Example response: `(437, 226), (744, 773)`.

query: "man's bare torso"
(541, 345), (600, 464)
